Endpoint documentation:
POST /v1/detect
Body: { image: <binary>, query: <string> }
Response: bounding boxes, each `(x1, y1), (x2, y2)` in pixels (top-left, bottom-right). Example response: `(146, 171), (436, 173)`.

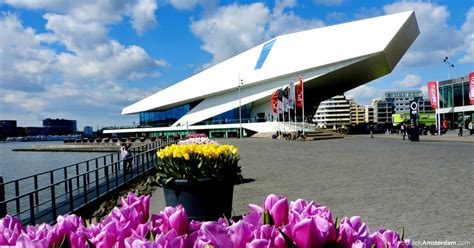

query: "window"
(254, 39), (276, 70)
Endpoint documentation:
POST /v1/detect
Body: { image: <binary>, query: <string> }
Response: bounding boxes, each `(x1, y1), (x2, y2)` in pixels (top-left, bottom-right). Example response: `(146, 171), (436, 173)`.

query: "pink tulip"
(247, 239), (269, 248)
(0, 215), (23, 245)
(337, 216), (371, 248)
(264, 194), (289, 226)
(228, 220), (253, 248)
(292, 215), (333, 248)
(200, 221), (232, 247)
(121, 193), (151, 223)
(152, 205), (189, 236)
(373, 229), (412, 248)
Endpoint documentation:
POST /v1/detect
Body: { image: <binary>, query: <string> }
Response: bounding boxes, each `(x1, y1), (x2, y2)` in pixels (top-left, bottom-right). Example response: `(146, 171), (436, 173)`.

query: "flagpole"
(301, 77), (305, 135)
(436, 80), (440, 135)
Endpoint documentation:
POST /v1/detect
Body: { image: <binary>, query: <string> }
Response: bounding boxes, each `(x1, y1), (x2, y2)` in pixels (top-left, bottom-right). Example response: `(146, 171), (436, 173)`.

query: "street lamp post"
(238, 75), (243, 139)
(443, 56), (454, 79)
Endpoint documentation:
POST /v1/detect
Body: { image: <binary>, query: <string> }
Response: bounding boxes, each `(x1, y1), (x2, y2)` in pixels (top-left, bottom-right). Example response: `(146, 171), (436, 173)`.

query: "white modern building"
(105, 11), (419, 137)
(314, 95), (351, 129)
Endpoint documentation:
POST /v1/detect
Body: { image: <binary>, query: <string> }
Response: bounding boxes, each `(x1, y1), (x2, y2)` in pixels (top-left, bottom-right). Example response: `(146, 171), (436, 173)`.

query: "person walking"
(120, 143), (133, 172)
(458, 121), (463, 137)
(369, 125), (374, 138)
(401, 123), (406, 140)
(468, 121), (473, 136)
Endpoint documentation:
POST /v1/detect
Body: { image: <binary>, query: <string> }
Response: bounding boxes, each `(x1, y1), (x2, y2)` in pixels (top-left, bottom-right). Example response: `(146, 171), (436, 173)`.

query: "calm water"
(0, 141), (110, 182)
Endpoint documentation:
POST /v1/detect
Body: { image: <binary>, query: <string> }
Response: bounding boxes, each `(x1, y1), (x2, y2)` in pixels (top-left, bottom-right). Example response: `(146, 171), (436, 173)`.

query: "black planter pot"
(160, 178), (234, 221)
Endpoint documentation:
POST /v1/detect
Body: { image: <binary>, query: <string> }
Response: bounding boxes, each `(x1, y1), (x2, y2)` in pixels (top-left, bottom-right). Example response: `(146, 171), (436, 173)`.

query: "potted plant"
(155, 140), (242, 221)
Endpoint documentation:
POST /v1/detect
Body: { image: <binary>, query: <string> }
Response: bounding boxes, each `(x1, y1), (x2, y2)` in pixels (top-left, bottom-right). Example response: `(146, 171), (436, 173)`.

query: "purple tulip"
(337, 216), (372, 248)
(373, 229), (412, 248)
(264, 194), (289, 226)
(228, 220), (253, 248)
(121, 193), (150, 223)
(151, 205), (189, 236)
(247, 239), (269, 248)
(0, 215), (23, 245)
(200, 221), (233, 247)
(292, 215), (333, 248)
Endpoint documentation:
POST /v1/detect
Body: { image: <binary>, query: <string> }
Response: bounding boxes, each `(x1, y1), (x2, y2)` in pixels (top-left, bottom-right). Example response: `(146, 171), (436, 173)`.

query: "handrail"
(0, 137), (176, 225)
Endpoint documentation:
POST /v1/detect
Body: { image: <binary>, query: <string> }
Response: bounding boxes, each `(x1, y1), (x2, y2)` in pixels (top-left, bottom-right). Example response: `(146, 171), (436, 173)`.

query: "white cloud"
(129, 0), (158, 35)
(383, 2), (464, 68)
(190, 3), (270, 64)
(392, 74), (422, 88)
(345, 85), (384, 105)
(459, 7), (474, 64)
(190, 2), (324, 65)
(313, 0), (343, 6)
(0, 2), (165, 128)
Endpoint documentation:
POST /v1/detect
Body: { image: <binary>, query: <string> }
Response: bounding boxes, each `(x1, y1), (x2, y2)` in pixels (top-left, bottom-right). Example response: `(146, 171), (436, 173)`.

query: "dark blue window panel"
(254, 39), (276, 70)
(139, 101), (201, 127)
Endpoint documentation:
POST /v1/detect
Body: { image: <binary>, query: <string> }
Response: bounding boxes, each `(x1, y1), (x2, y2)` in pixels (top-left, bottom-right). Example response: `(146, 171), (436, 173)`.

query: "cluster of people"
(272, 130), (306, 140)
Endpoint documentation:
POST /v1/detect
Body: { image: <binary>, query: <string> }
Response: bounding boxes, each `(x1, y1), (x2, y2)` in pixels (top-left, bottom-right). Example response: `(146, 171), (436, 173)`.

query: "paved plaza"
(151, 136), (473, 243)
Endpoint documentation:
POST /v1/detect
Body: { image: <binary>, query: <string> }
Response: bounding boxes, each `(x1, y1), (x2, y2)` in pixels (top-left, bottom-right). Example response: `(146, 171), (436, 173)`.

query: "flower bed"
(178, 137), (218, 145)
(0, 193), (411, 247)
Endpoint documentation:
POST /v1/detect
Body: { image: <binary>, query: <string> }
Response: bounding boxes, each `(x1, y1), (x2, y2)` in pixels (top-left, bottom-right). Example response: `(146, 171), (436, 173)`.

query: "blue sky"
(1, 0), (473, 130)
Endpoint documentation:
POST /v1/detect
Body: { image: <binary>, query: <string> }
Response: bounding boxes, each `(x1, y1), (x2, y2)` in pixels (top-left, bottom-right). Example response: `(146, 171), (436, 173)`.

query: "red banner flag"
(271, 90), (278, 113)
(469, 72), (474, 105)
(427, 81), (438, 109)
(296, 78), (303, 108)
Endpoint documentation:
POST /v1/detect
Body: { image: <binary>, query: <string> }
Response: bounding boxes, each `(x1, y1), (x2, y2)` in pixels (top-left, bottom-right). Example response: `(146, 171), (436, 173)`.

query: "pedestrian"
(468, 121), (473, 136)
(120, 143), (133, 172)
(369, 125), (374, 138)
(401, 123), (406, 140)
(458, 121), (463, 137)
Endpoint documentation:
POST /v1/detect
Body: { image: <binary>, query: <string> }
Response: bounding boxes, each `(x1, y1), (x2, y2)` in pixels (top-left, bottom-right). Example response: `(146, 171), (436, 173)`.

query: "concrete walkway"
(148, 136), (473, 243)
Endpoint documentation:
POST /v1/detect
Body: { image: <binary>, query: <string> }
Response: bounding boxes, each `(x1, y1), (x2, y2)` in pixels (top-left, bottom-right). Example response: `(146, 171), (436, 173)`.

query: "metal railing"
(0, 138), (176, 225)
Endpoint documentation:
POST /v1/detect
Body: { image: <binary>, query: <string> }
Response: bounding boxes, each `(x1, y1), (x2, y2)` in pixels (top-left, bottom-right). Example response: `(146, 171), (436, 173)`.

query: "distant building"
(83, 126), (94, 137)
(314, 95), (351, 129)
(364, 105), (375, 123)
(436, 74), (474, 129)
(348, 99), (365, 125)
(0, 120), (17, 139)
(385, 90), (423, 113)
(373, 98), (394, 124)
(43, 118), (77, 135)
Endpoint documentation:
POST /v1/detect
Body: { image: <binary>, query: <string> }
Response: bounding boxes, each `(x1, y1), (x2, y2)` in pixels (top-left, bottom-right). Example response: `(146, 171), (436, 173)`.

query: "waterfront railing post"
(95, 169), (99, 198)
(34, 175), (39, 205)
(75, 164), (80, 188)
(15, 181), (20, 214)
(0, 176), (6, 218)
(68, 179), (73, 211)
(50, 171), (57, 220)
(105, 166), (109, 192)
(64, 167), (68, 193)
(29, 193), (35, 225)
(83, 174), (87, 204)
(86, 161), (90, 184)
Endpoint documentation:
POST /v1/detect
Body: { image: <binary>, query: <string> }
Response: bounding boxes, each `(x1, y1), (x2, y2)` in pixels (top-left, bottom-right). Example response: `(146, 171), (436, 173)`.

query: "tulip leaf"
(401, 227), (405, 240)
(277, 228), (296, 248)
(84, 237), (95, 248)
(222, 213), (231, 226)
(204, 245), (215, 248)
(385, 241), (389, 248)
(262, 210), (274, 225)
(335, 216), (339, 231)
(59, 235), (70, 248)
(371, 244), (376, 248)
(146, 230), (155, 241)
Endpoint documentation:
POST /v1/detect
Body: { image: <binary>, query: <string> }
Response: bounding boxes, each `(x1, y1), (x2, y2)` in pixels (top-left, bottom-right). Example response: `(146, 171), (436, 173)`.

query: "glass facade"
(438, 77), (473, 129)
(439, 81), (471, 108)
(196, 103), (253, 125)
(254, 39), (276, 70)
(139, 101), (201, 127)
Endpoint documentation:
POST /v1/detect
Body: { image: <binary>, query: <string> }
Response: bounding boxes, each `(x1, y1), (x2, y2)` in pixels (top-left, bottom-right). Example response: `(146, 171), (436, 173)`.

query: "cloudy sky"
(1, 0), (473, 130)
